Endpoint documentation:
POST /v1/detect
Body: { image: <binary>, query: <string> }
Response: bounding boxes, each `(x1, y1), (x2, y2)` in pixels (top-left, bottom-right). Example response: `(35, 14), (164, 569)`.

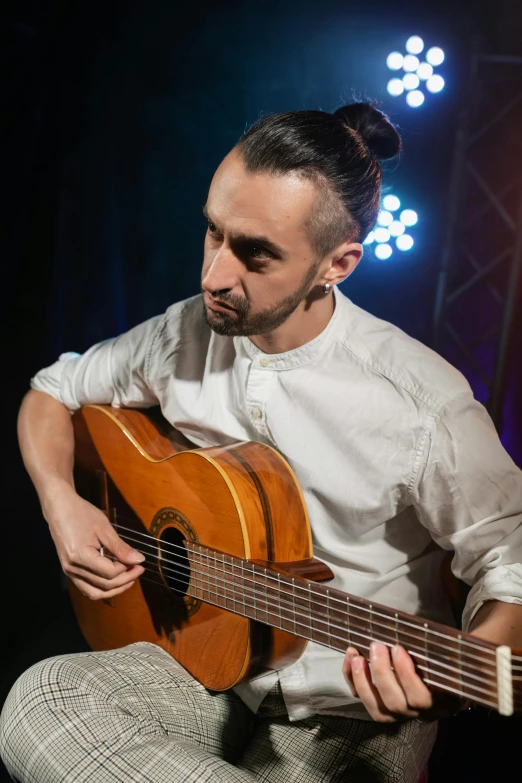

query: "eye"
(249, 244), (270, 260)
(206, 219), (221, 237)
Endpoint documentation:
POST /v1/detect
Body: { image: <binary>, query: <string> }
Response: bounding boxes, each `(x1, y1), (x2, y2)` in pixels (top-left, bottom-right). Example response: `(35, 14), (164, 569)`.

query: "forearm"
(17, 389), (77, 515)
(469, 600), (522, 650)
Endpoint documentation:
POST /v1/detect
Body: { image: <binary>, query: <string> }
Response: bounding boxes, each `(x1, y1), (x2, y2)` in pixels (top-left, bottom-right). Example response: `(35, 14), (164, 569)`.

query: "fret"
(326, 590), (331, 647)
(395, 613), (399, 646)
(346, 596), (351, 647)
(369, 603), (373, 642)
(424, 622), (429, 682)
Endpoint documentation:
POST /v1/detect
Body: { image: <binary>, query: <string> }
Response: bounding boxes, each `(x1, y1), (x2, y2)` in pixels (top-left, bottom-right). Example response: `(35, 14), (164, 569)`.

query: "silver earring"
(323, 282), (331, 295)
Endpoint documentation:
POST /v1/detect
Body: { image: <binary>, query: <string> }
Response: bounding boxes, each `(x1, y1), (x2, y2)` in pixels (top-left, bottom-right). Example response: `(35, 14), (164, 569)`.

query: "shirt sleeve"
(30, 314), (164, 411)
(410, 391), (522, 631)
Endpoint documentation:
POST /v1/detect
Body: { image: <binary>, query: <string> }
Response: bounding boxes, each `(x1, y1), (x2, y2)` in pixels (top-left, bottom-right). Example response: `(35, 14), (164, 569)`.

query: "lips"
(204, 292), (236, 313)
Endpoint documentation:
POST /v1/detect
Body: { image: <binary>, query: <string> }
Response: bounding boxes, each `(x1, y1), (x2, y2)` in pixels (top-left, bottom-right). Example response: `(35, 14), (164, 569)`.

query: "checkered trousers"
(0, 642), (436, 782)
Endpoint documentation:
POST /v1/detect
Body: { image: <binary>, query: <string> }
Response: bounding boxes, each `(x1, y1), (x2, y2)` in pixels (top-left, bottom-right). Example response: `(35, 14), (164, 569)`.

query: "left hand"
(342, 642), (464, 722)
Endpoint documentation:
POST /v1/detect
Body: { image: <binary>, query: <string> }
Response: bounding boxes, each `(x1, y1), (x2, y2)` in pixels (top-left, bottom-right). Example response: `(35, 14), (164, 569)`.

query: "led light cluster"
(363, 195), (418, 259)
(386, 36), (445, 107)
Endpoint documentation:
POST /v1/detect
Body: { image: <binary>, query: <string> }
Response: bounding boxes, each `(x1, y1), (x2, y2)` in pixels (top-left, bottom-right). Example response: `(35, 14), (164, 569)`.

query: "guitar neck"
(181, 542), (520, 715)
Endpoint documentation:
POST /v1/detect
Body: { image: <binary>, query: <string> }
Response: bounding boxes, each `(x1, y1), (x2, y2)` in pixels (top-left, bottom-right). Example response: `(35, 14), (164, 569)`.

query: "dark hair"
(236, 102), (401, 256)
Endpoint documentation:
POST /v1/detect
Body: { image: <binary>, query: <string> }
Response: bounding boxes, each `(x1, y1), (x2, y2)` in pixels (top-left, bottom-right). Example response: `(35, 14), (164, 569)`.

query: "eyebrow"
(202, 205), (288, 260)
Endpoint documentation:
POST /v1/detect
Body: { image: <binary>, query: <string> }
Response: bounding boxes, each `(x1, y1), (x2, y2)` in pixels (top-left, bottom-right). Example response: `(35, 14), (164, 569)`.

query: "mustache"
(202, 290), (249, 313)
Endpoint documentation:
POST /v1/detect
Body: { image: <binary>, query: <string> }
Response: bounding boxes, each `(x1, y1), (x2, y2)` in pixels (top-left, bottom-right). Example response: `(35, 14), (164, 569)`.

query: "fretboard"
(182, 542), (520, 715)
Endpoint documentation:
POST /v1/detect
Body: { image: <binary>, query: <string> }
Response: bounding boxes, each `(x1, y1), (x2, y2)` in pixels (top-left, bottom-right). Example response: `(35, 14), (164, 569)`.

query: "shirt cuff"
(461, 563), (522, 631)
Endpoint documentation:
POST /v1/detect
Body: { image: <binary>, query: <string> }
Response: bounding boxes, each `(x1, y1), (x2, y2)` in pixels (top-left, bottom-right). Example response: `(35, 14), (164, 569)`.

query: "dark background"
(2, 1), (522, 780)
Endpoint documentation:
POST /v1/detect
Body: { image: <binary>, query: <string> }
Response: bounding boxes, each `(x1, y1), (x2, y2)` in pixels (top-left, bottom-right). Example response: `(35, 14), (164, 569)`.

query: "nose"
(202, 245), (242, 294)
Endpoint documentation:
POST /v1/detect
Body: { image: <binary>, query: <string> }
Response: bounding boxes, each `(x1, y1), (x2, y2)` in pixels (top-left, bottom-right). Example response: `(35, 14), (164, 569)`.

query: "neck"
(249, 292), (335, 355)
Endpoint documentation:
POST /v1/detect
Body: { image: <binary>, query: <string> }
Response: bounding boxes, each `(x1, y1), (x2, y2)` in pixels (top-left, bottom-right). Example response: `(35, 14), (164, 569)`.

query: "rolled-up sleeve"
(30, 315), (164, 411)
(411, 391), (522, 631)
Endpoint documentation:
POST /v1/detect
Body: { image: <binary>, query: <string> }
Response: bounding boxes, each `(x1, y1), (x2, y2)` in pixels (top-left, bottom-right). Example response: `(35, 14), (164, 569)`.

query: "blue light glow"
(374, 227), (391, 243)
(387, 78), (405, 96)
(403, 54), (420, 72)
(375, 243), (393, 259)
(403, 73), (420, 91)
(426, 46), (444, 66)
(383, 195), (401, 211)
(417, 62), (433, 80)
(396, 234), (414, 251)
(387, 52), (404, 70)
(400, 209), (418, 226)
(406, 90), (424, 107)
(378, 210), (393, 227)
(389, 220), (406, 237)
(426, 74), (445, 93)
(406, 36), (424, 55)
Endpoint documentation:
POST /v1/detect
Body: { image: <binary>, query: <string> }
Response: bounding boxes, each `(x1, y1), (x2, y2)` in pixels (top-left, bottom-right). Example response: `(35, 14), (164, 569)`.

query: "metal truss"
(432, 48), (522, 429)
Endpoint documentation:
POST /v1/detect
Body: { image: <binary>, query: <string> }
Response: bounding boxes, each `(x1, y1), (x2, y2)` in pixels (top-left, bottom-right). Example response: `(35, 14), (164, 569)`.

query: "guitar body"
(71, 405), (317, 691)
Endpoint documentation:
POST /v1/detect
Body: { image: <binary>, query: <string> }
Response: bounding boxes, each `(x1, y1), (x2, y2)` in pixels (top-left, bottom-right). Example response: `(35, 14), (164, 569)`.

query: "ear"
(324, 242), (363, 286)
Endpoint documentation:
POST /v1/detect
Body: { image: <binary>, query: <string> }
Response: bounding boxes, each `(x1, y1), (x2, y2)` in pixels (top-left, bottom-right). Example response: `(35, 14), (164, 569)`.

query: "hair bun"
(333, 102), (401, 160)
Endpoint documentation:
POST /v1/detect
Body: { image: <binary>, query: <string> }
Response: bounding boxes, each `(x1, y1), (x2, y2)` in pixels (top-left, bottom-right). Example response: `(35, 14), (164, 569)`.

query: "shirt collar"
(234, 285), (345, 371)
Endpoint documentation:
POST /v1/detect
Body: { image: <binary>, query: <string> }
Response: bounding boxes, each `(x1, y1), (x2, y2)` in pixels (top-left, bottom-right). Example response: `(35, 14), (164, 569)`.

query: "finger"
(72, 575), (137, 601)
(69, 545), (131, 580)
(351, 655), (397, 723)
(391, 645), (433, 711)
(369, 643), (420, 717)
(101, 526), (146, 567)
(342, 647), (361, 696)
(67, 562), (145, 591)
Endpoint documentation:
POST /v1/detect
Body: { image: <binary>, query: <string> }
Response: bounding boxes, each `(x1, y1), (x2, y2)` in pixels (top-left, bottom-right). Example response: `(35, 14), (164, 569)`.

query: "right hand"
(44, 486), (145, 600)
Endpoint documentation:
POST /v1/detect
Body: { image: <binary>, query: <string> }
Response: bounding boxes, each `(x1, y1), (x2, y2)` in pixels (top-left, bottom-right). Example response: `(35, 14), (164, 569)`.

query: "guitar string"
(116, 532), (500, 680)
(110, 522), (509, 667)
(103, 555), (502, 705)
(99, 545), (505, 695)
(135, 558), (501, 692)
(135, 568), (501, 710)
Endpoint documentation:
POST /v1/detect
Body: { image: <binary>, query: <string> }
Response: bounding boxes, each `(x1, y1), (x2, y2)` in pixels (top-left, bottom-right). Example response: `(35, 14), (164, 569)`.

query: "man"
(2, 102), (522, 782)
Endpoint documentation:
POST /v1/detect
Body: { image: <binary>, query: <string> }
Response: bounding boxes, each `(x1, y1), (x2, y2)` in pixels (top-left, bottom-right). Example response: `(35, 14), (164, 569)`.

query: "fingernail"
(352, 656), (363, 672)
(370, 642), (384, 660)
(131, 550), (145, 562)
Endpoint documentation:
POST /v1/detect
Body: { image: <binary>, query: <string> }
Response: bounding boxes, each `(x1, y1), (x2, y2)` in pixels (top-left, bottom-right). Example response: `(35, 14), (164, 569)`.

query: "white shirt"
(32, 287), (522, 721)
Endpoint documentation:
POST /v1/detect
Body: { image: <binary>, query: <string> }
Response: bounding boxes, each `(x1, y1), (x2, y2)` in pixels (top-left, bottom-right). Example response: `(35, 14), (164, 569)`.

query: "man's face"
(201, 149), (324, 337)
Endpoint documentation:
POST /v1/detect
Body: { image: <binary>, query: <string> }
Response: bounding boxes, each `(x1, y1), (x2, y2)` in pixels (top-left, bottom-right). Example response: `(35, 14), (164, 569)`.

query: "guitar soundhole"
(158, 526), (190, 596)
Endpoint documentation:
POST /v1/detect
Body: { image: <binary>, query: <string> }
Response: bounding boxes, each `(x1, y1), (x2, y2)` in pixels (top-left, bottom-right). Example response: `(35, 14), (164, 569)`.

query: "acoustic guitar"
(70, 405), (521, 716)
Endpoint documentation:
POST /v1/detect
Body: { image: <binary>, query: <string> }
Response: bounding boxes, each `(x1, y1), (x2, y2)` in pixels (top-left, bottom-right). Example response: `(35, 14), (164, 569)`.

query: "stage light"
(387, 52), (404, 70)
(387, 78), (405, 96)
(406, 90), (425, 107)
(385, 38), (445, 106)
(389, 220), (406, 237)
(400, 209), (418, 226)
(417, 62), (433, 80)
(383, 195), (400, 211)
(426, 74), (445, 93)
(363, 193), (418, 258)
(403, 73), (420, 91)
(403, 54), (420, 72)
(406, 36), (424, 55)
(377, 210), (393, 226)
(426, 46), (444, 66)
(396, 234), (414, 251)
(375, 243), (393, 260)
(374, 227), (391, 243)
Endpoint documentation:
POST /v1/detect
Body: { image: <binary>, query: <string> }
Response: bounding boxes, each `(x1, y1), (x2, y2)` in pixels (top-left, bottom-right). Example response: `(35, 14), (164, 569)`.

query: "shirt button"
(259, 358), (270, 367)
(251, 407), (263, 419)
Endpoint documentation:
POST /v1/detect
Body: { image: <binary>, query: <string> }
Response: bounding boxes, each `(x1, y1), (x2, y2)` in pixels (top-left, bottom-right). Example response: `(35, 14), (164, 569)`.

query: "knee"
(0, 654), (98, 782)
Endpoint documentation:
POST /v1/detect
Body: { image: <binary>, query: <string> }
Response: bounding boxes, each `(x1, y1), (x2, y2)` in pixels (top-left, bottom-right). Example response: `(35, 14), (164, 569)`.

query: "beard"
(202, 260), (321, 337)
